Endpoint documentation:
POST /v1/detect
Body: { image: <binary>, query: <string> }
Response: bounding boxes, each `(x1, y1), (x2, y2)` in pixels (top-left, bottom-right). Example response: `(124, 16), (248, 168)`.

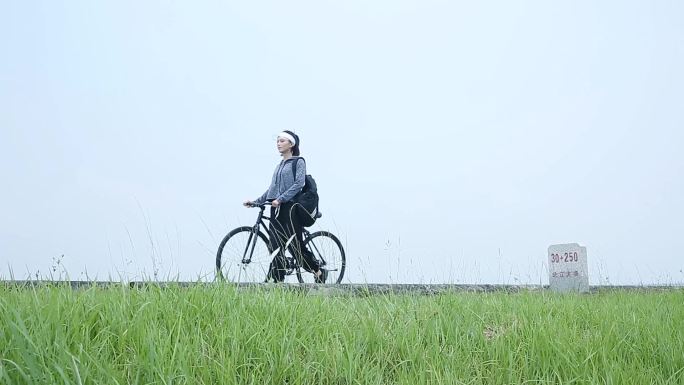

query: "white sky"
(1, 0), (683, 284)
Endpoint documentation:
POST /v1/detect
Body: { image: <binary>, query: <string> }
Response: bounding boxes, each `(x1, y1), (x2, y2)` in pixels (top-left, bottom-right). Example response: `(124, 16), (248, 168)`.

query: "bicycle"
(216, 202), (346, 283)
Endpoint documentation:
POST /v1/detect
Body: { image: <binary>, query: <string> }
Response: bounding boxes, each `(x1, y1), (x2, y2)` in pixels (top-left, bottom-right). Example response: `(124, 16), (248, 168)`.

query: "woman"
(244, 131), (326, 283)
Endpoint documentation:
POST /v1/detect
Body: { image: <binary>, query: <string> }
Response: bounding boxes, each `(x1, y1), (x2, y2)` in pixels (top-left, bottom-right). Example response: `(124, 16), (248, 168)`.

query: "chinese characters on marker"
(552, 271), (580, 278)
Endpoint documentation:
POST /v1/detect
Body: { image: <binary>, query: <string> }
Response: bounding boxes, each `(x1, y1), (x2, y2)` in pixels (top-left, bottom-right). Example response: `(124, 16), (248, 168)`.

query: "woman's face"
(277, 137), (294, 154)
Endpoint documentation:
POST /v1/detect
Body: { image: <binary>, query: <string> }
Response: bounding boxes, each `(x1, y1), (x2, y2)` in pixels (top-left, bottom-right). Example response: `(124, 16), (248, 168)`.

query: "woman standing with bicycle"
(244, 131), (327, 283)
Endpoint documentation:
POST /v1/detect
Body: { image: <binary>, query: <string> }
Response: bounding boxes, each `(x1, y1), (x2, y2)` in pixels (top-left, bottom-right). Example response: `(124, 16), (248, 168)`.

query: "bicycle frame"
(242, 203), (318, 271)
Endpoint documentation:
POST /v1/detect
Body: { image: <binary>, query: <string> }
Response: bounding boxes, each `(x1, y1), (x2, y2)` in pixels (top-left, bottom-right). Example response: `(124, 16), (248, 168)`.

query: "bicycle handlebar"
(247, 202), (272, 208)
(248, 202), (322, 219)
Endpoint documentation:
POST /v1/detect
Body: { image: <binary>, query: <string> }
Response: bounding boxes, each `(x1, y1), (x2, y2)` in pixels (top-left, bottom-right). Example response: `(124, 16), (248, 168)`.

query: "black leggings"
(267, 202), (320, 282)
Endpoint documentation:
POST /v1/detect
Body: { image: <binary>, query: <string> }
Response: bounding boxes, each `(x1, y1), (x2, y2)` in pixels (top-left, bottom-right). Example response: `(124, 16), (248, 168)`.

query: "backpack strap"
(290, 156), (306, 183)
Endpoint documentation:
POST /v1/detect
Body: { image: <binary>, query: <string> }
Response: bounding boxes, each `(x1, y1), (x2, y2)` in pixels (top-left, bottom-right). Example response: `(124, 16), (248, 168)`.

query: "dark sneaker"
(314, 268), (328, 284)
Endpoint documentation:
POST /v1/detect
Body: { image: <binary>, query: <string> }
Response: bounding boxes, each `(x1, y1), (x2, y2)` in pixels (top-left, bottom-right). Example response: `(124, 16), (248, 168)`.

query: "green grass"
(1, 284), (683, 384)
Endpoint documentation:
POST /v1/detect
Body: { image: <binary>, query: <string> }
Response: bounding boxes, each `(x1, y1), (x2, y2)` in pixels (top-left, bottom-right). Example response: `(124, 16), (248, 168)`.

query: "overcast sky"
(2, 0), (683, 284)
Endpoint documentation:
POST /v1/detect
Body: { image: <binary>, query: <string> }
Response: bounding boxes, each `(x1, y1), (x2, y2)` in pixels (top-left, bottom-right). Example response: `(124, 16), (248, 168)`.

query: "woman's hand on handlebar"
(242, 200), (281, 207)
(244, 201), (273, 208)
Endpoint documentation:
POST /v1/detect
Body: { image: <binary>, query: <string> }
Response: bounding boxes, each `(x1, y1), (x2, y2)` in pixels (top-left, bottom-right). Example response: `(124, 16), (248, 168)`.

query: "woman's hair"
(283, 130), (300, 156)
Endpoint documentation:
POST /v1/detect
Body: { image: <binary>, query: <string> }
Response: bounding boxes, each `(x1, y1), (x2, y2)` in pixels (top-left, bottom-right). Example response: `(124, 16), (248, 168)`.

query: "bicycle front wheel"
(298, 231), (346, 284)
(216, 226), (272, 283)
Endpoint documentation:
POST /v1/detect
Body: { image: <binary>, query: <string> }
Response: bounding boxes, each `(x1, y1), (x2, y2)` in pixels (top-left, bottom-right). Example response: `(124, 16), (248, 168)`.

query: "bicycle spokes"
(308, 239), (327, 266)
(298, 232), (345, 284)
(218, 227), (272, 283)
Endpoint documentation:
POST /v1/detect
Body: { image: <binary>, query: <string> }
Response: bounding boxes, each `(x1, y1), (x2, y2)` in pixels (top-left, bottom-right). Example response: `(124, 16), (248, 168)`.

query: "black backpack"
(290, 157), (320, 227)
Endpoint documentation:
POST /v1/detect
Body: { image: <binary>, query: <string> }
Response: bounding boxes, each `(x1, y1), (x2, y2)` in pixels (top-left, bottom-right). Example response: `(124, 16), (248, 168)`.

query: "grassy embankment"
(1, 284), (683, 384)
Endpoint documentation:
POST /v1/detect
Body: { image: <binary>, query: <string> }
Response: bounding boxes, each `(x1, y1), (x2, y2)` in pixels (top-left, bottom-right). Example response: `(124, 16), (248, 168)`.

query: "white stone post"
(548, 243), (589, 293)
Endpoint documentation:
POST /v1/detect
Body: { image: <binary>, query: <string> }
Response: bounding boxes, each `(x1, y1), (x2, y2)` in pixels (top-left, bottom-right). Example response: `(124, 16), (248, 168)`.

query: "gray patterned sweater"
(254, 157), (306, 204)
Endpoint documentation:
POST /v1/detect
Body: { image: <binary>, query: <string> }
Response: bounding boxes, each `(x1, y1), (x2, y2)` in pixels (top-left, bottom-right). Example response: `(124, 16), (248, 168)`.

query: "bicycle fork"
(241, 226), (261, 264)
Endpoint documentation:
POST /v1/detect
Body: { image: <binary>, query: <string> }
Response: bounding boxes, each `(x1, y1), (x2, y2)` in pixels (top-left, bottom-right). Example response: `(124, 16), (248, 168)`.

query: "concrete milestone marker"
(548, 243), (589, 293)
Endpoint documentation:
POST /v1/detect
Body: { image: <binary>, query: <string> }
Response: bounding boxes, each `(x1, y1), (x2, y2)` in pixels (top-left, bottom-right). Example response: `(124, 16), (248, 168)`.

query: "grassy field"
(1, 284), (683, 385)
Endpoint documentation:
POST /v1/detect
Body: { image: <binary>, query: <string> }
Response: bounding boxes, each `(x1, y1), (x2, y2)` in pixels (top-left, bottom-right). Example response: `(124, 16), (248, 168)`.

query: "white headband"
(278, 132), (297, 146)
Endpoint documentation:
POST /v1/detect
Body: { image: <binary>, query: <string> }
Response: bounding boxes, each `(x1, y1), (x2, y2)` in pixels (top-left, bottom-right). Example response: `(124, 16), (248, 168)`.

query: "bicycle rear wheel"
(297, 231), (346, 284)
(216, 226), (272, 283)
